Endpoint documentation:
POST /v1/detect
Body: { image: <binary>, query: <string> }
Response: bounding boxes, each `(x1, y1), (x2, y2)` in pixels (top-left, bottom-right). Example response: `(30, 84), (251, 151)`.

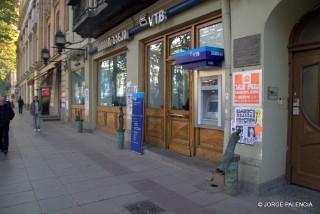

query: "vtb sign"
(139, 10), (167, 27)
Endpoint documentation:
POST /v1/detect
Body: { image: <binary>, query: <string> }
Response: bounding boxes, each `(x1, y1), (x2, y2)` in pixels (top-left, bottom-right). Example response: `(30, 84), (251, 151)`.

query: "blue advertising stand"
(130, 92), (144, 154)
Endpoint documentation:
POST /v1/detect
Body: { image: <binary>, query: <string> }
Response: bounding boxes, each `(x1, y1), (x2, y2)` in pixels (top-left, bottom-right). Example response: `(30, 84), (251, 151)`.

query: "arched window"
(293, 9), (320, 45)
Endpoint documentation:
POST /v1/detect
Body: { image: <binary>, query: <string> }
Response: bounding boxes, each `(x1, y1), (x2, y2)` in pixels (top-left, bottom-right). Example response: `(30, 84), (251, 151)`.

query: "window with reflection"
(199, 23), (223, 48)
(171, 65), (189, 110)
(98, 54), (127, 106)
(302, 64), (320, 127)
(71, 68), (85, 105)
(169, 32), (192, 55)
(147, 42), (164, 108)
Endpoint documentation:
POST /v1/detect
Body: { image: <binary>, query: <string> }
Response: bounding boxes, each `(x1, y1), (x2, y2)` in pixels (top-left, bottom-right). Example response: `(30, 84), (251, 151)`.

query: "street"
(0, 113), (318, 214)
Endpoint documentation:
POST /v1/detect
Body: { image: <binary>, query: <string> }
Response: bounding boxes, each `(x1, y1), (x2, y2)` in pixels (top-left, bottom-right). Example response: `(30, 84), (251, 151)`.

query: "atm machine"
(196, 74), (222, 128)
(176, 46), (224, 129)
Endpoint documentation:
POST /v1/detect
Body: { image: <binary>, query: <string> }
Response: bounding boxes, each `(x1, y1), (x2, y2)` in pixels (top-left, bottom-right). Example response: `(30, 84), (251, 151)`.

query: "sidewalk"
(0, 113), (318, 214)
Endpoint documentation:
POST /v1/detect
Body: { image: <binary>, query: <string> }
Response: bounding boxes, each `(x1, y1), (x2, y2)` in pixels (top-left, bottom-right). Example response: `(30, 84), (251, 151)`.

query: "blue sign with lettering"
(130, 92), (144, 154)
(176, 46), (224, 69)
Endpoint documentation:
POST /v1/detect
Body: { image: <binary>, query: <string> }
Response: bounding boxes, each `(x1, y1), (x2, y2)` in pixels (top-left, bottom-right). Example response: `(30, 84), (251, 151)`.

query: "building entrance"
(291, 49), (320, 191)
(290, 9), (320, 191)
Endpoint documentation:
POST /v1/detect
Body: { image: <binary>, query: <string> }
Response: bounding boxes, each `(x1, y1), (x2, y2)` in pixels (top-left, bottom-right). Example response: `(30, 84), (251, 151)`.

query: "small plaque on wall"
(234, 34), (261, 68)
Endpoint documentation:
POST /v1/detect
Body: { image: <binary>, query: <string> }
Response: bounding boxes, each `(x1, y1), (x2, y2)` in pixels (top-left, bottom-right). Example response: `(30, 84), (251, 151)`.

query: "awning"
(176, 46), (224, 69)
(26, 61), (56, 83)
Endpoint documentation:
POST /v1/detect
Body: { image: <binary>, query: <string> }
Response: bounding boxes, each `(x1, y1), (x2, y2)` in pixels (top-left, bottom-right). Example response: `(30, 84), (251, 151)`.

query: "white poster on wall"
(126, 85), (138, 116)
(84, 87), (89, 117)
(231, 107), (263, 145)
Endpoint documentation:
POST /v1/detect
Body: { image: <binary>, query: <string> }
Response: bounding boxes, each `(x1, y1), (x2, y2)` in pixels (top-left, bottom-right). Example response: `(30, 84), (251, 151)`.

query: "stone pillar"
(222, 0), (232, 152)
(84, 45), (94, 132)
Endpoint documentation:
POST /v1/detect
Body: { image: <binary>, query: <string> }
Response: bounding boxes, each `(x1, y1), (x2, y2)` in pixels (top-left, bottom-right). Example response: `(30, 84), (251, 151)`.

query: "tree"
(0, 0), (18, 43)
(0, 0), (18, 95)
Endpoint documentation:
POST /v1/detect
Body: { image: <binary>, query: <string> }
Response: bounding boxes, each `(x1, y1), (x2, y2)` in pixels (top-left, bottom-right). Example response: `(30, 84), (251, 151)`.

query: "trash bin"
(224, 154), (240, 195)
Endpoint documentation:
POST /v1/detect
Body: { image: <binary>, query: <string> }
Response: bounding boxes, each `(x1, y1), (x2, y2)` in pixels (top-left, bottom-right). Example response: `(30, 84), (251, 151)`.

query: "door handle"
(168, 113), (186, 118)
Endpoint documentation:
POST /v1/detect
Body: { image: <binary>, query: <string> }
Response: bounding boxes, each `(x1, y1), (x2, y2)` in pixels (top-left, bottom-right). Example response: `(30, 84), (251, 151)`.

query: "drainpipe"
(222, 0), (232, 152)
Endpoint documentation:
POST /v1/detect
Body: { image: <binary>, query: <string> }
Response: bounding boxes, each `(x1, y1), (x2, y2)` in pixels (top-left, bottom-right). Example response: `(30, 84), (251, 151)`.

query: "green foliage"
(0, 0), (18, 25)
(0, 0), (18, 95)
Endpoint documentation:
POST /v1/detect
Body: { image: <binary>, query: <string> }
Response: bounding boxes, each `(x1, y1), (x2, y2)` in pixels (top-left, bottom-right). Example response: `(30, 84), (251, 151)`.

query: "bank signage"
(139, 9), (167, 27)
(175, 46), (224, 69)
(97, 30), (129, 52)
(91, 0), (203, 54)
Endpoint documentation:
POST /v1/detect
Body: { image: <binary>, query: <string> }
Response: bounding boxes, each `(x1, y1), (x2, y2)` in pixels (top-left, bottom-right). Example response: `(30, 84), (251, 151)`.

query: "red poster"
(233, 70), (262, 106)
(42, 88), (50, 96)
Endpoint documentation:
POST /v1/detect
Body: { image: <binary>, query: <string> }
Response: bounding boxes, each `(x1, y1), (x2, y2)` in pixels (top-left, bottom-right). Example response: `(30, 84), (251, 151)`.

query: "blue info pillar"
(130, 92), (144, 154)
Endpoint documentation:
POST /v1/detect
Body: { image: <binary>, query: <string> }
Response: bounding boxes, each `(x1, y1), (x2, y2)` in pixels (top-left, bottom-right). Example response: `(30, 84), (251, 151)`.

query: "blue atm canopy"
(175, 46), (224, 69)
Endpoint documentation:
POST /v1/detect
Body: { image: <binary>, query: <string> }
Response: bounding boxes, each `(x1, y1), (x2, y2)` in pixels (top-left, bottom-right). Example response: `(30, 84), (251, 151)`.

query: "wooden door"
(291, 49), (320, 191)
(144, 40), (165, 147)
(167, 64), (193, 156)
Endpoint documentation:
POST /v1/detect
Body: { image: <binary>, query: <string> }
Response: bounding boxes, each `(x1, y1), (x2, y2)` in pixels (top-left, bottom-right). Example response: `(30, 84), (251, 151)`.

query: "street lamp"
(41, 48), (64, 65)
(41, 31), (86, 66)
(55, 30), (66, 54)
(41, 48), (50, 65)
(54, 30), (86, 57)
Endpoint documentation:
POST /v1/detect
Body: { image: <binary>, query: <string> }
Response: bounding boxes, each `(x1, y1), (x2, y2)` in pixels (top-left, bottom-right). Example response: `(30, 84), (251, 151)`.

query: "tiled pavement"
(0, 113), (318, 214)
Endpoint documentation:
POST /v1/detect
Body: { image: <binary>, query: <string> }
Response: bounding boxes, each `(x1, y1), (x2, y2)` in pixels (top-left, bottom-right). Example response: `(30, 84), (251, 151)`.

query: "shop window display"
(147, 42), (164, 108)
(98, 54), (127, 106)
(72, 68), (85, 105)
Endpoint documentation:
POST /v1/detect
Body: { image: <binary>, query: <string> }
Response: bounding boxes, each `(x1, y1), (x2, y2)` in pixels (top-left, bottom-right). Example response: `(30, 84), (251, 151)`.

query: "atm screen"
(208, 101), (218, 113)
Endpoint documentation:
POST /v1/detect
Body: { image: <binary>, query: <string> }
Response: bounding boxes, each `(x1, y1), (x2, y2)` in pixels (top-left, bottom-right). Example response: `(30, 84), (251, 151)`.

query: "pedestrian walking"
(0, 96), (15, 154)
(17, 96), (24, 114)
(30, 96), (41, 132)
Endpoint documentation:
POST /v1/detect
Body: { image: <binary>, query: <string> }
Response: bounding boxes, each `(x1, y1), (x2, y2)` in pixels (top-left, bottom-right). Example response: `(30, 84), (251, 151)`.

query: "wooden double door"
(144, 40), (193, 155)
(291, 49), (320, 191)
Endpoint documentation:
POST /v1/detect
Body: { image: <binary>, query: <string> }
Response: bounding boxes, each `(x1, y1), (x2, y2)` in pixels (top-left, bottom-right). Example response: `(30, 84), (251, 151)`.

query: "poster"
(41, 88), (50, 96)
(126, 85), (138, 116)
(84, 87), (89, 117)
(65, 100), (69, 110)
(231, 107), (263, 144)
(233, 69), (262, 106)
(130, 93), (144, 154)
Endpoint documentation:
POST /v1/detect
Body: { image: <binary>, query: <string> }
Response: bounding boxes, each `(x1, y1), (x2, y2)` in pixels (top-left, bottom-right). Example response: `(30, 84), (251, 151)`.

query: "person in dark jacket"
(17, 96), (24, 114)
(0, 96), (15, 154)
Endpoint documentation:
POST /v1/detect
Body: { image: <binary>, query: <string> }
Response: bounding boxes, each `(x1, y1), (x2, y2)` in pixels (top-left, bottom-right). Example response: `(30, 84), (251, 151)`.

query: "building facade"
(16, 0), (86, 122)
(17, 0), (320, 194)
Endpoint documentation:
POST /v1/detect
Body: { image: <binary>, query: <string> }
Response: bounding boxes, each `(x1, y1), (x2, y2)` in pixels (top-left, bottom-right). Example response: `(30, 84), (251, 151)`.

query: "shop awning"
(26, 61), (56, 82)
(176, 46), (224, 69)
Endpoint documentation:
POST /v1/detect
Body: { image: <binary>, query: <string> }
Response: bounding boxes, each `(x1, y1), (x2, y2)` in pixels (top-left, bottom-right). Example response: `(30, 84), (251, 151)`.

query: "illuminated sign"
(139, 10), (167, 27)
(176, 46), (224, 69)
(42, 88), (50, 96)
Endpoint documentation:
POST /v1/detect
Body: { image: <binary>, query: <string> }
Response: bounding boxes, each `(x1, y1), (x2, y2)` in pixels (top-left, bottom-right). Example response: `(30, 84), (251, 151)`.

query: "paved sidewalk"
(0, 113), (317, 214)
